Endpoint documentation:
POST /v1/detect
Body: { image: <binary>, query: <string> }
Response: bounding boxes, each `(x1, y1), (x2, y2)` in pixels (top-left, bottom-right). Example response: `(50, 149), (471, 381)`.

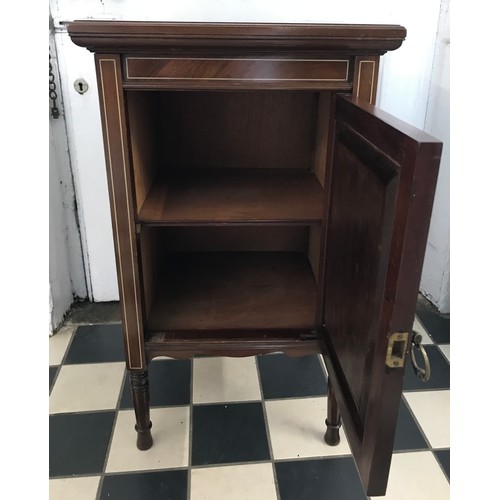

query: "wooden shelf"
(147, 252), (317, 332)
(138, 169), (324, 225)
(145, 330), (321, 359)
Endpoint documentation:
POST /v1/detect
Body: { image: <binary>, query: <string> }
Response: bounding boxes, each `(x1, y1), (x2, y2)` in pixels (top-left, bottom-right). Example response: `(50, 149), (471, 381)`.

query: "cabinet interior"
(126, 89), (333, 334)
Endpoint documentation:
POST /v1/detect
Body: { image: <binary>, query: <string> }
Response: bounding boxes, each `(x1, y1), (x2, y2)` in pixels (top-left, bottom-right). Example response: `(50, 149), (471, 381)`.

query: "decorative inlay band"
(125, 57), (350, 82)
(356, 60), (376, 104)
(99, 58), (143, 370)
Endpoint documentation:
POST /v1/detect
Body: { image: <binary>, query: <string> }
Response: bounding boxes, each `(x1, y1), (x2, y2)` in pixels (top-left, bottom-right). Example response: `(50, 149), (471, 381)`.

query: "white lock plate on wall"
(73, 78), (89, 94)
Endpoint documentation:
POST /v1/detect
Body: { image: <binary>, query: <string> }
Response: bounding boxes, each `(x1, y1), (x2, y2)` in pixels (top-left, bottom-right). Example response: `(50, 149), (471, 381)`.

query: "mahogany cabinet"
(68, 21), (442, 496)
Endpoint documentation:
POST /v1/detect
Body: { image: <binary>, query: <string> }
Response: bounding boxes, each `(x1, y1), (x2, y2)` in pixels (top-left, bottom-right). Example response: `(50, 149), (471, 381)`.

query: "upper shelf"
(138, 169), (324, 226)
(66, 21), (406, 54)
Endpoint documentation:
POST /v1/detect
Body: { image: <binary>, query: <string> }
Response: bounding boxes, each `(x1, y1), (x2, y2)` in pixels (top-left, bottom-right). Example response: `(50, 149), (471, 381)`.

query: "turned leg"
(324, 377), (341, 446)
(130, 370), (153, 450)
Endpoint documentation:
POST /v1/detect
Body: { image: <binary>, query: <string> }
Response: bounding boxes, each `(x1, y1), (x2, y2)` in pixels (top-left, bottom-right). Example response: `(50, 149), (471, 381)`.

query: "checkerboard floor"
(49, 299), (450, 500)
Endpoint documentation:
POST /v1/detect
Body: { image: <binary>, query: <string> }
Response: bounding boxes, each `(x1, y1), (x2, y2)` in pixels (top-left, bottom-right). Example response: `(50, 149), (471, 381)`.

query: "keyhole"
(74, 79), (88, 94)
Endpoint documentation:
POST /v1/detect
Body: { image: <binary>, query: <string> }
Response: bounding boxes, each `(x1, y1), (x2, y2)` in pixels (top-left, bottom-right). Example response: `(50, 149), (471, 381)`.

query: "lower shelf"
(147, 251), (317, 332)
(145, 330), (322, 360)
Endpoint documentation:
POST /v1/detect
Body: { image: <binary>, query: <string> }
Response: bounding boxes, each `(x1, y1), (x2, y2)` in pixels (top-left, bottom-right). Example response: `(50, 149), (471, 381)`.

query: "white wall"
(49, 31), (88, 330)
(377, 3), (451, 314)
(420, 0), (450, 313)
(50, 0), (449, 311)
(49, 118), (73, 331)
(51, 29), (118, 302)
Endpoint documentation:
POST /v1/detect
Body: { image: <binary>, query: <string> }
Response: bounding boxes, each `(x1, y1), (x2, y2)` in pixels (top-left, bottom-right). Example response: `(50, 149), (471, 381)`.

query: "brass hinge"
(385, 331), (409, 368)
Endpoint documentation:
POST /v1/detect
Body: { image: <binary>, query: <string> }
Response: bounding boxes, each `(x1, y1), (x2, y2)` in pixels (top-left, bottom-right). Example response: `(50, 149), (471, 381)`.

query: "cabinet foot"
(135, 421), (153, 450)
(130, 370), (153, 451)
(324, 377), (341, 446)
(324, 419), (341, 446)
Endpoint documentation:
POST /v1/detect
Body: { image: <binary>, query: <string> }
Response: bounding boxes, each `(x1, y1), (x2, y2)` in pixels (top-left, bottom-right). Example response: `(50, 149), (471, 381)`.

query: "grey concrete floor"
(64, 300), (121, 325)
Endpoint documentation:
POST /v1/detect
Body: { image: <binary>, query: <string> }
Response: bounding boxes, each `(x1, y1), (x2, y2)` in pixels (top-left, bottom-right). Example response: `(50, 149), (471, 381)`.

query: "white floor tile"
(49, 326), (75, 365)
(193, 357), (261, 404)
(404, 390), (450, 448)
(191, 463), (277, 500)
(413, 318), (433, 345)
(49, 476), (100, 500)
(265, 397), (351, 459)
(438, 344), (450, 362)
(49, 362), (125, 413)
(106, 407), (189, 472)
(379, 451), (449, 500)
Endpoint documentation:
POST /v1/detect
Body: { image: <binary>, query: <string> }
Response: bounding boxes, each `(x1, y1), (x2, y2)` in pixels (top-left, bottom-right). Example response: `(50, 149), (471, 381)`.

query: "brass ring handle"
(410, 332), (431, 382)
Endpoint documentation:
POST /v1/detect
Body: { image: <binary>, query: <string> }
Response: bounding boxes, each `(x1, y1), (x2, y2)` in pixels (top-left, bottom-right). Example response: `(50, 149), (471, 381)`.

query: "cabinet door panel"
(322, 96), (442, 496)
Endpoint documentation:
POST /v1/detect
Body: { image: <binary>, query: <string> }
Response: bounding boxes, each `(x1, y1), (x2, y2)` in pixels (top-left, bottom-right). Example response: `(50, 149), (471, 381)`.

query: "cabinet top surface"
(67, 20), (406, 54)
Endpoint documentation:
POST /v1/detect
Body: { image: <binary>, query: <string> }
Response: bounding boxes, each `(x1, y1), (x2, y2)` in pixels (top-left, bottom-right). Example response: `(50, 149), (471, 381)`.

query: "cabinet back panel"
(160, 91), (318, 169)
(159, 226), (309, 253)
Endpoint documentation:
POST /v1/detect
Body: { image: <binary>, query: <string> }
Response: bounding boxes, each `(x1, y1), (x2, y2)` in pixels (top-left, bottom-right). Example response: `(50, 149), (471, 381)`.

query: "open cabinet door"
(322, 96), (442, 496)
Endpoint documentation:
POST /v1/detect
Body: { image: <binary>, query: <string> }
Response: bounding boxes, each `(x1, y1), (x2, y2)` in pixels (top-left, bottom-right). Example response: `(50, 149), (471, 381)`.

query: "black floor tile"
(434, 449), (450, 480)
(404, 345), (449, 391)
(100, 470), (188, 500)
(49, 411), (115, 477)
(275, 457), (366, 500)
(120, 359), (191, 408)
(257, 354), (327, 399)
(65, 324), (125, 364)
(416, 298), (450, 344)
(191, 402), (270, 466)
(394, 400), (428, 451)
(49, 366), (58, 392)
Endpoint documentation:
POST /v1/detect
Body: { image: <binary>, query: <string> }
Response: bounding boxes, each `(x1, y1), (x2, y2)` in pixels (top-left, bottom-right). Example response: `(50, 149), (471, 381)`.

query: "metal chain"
(49, 50), (60, 119)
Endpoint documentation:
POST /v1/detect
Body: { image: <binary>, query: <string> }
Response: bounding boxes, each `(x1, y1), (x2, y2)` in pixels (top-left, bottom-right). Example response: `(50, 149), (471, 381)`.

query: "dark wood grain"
(322, 95), (442, 496)
(67, 21), (406, 54)
(147, 252), (317, 332)
(325, 119), (399, 417)
(123, 78), (351, 91)
(138, 225), (311, 322)
(126, 57), (347, 80)
(126, 91), (161, 212)
(314, 91), (337, 326)
(157, 91), (318, 170)
(145, 330), (322, 360)
(324, 378), (341, 446)
(67, 21), (443, 497)
(138, 170), (324, 225)
(313, 92), (333, 187)
(124, 57), (351, 90)
(130, 371), (153, 450)
(352, 56), (380, 105)
(137, 226), (160, 319)
(95, 55), (146, 371)
(157, 226), (310, 253)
